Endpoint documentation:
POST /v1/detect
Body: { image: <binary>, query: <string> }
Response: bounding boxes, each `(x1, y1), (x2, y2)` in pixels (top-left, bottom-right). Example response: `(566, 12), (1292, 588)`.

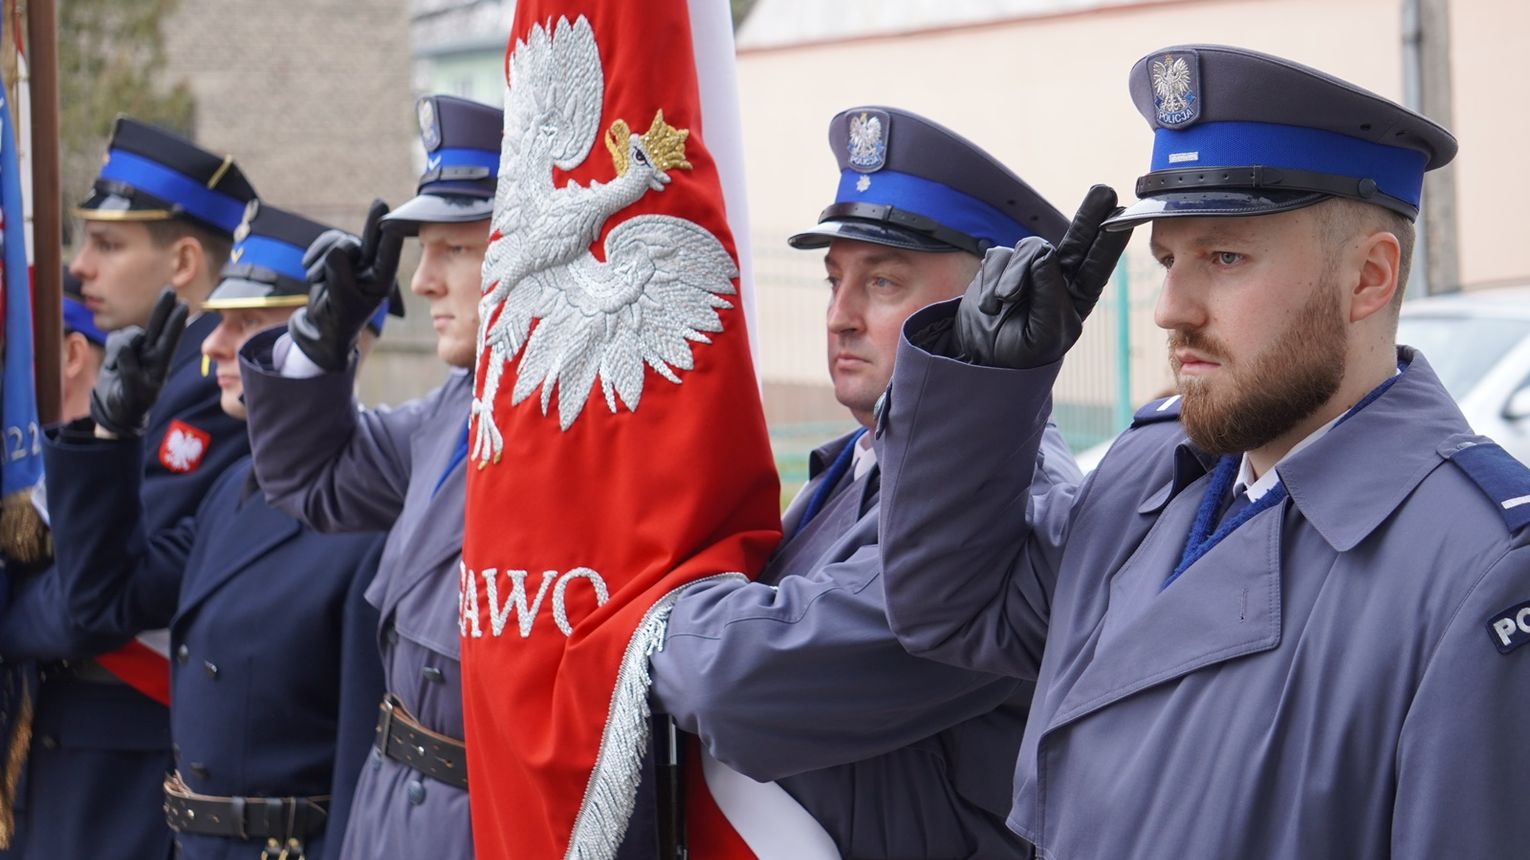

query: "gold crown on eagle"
(606, 110), (692, 176)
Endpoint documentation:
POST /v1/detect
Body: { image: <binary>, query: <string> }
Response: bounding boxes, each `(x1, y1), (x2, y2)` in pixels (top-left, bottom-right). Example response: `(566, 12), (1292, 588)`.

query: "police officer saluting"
(40, 202), (390, 860)
(876, 45), (1530, 856)
(236, 95), (499, 860)
(649, 107), (1078, 858)
(0, 119), (256, 860)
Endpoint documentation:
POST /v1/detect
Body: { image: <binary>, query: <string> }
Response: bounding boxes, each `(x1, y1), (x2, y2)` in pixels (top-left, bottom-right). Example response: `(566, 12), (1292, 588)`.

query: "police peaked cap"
(381, 94), (504, 235)
(1105, 44), (1458, 229)
(75, 117), (257, 238)
(206, 201), (404, 333)
(789, 106), (1069, 255)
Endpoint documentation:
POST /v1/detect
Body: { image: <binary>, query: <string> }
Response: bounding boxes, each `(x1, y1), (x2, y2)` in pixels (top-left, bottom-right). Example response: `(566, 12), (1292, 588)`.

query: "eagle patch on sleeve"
(159, 419), (210, 474)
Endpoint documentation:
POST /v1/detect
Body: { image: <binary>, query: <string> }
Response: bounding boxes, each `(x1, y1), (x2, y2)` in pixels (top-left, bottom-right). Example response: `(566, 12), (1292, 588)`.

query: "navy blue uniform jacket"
(40, 432), (383, 860)
(0, 312), (250, 860)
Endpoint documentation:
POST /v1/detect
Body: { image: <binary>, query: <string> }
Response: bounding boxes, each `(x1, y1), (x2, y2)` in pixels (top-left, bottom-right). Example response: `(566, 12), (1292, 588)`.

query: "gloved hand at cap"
(954, 185), (1133, 369)
(91, 289), (188, 438)
(287, 198), (403, 373)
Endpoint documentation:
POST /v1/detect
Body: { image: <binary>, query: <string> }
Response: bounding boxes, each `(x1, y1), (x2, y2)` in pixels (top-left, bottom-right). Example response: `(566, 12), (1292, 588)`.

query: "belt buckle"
(378, 696), (398, 751)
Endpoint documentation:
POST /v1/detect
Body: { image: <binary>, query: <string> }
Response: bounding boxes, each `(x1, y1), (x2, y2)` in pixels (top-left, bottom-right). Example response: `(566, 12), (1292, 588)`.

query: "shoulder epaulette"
(1130, 394), (1182, 428)
(1447, 440), (1530, 531)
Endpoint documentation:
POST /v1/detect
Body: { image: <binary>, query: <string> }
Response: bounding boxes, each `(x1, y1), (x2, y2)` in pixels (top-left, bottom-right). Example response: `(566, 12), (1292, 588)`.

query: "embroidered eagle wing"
(508, 214), (737, 431)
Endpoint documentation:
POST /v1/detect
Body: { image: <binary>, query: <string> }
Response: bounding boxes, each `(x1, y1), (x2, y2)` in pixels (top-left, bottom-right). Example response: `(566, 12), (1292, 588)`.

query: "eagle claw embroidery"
(472, 15), (737, 463)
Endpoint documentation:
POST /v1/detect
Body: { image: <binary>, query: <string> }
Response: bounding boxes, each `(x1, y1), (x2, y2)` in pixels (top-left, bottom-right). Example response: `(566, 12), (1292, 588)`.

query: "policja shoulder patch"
(1487, 600), (1530, 655)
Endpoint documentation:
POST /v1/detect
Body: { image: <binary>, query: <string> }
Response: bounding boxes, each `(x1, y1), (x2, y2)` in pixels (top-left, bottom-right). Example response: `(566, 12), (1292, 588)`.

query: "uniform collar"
(1144, 347), (1465, 540)
(1273, 347), (1468, 551)
(807, 429), (868, 479)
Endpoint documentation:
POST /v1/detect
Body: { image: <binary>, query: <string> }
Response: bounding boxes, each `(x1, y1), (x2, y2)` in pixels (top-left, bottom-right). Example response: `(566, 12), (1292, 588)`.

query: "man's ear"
(166, 235), (207, 293)
(61, 332), (87, 379)
(1349, 229), (1401, 324)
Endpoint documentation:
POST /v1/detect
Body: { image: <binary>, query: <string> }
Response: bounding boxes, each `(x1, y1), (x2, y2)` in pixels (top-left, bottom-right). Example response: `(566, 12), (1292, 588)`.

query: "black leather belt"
(40, 657), (123, 684)
(376, 693), (468, 790)
(163, 774), (327, 841)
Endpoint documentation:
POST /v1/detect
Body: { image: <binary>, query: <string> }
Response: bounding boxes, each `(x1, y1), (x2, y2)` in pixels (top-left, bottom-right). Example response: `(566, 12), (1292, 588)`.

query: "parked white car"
(1398, 285), (1530, 464)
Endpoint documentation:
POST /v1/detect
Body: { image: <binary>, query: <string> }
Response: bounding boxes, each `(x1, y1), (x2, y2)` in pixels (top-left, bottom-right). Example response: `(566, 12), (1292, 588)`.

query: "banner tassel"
(0, 491), (48, 563)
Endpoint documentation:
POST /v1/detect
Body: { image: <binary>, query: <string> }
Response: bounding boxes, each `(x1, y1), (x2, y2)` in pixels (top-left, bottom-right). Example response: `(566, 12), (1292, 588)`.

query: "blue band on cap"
(833, 169), (1033, 249)
(98, 149), (246, 233)
(62, 296), (106, 346)
(231, 234), (307, 282)
(1150, 121), (1429, 207)
(426, 147), (500, 175)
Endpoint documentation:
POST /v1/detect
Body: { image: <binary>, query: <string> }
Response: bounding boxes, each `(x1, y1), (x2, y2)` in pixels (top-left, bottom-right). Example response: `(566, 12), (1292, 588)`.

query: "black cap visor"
(1102, 189), (1331, 231)
(787, 218), (965, 254)
(380, 193), (493, 236)
(203, 274), (308, 311)
(73, 187), (174, 222)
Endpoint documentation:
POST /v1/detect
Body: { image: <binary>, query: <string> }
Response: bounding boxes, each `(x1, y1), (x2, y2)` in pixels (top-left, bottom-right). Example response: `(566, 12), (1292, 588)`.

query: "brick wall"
(162, 0), (448, 405)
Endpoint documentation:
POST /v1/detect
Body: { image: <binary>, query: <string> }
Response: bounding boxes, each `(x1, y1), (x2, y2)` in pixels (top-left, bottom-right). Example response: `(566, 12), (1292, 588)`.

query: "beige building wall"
(737, 0), (1530, 427)
(161, 0), (451, 406)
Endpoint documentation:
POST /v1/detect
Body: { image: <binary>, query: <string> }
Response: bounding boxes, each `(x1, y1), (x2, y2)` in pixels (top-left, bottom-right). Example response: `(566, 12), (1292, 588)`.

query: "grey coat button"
(175, 644), (189, 663)
(203, 661), (219, 679)
(422, 666), (444, 684)
(407, 779), (427, 805)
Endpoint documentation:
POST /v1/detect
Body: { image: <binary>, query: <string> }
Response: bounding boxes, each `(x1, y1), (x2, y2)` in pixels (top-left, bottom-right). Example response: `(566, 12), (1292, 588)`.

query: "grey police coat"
(652, 424), (1077, 859)
(877, 302), (1530, 859)
(239, 329), (473, 860)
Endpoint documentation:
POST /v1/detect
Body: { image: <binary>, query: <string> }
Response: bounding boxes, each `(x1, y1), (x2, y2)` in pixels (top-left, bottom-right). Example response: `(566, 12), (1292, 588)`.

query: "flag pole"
(25, 0), (59, 425)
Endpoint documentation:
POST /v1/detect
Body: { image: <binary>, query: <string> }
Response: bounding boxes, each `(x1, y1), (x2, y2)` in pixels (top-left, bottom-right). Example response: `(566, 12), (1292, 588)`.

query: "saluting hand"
(954, 185), (1133, 369)
(91, 289), (188, 439)
(288, 198), (403, 372)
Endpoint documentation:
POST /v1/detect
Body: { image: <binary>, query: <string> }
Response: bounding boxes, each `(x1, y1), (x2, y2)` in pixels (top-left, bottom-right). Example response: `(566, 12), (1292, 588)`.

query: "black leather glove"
(954, 185), (1133, 369)
(90, 289), (188, 438)
(287, 198), (403, 372)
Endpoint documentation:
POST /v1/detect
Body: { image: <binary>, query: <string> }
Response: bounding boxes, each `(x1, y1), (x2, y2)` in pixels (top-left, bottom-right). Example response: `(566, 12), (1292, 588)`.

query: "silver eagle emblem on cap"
(847, 110), (887, 173)
(418, 98), (441, 151)
(1152, 53), (1199, 127)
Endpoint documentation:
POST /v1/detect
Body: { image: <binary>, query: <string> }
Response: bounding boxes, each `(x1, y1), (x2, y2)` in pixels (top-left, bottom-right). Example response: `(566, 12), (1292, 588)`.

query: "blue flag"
(0, 73), (43, 567)
(0, 18), (39, 845)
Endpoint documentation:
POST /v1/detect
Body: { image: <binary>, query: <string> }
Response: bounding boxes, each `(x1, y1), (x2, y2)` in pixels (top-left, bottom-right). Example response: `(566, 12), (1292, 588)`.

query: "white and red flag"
(459, 0), (781, 856)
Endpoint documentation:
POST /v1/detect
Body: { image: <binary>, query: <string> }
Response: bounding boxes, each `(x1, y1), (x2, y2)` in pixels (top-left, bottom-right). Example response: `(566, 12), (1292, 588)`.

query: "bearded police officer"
(41, 203), (389, 860)
(649, 106), (1079, 858)
(0, 120), (257, 860)
(237, 95), (498, 860)
(876, 45), (1530, 857)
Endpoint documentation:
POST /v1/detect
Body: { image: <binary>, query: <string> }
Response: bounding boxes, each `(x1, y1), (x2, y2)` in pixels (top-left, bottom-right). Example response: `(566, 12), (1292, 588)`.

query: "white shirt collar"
(1236, 413), (1341, 502)
(1236, 367), (1402, 502)
(851, 431), (877, 481)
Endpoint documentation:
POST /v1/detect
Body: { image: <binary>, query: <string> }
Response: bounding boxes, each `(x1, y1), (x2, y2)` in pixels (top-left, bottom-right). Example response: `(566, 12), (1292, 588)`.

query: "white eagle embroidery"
(163, 427), (205, 473)
(1151, 55), (1193, 117)
(847, 112), (883, 165)
(472, 15), (737, 461)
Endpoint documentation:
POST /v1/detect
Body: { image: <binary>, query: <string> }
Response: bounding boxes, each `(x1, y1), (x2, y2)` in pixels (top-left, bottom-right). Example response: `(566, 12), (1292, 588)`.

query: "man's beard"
(1171, 281), (1346, 455)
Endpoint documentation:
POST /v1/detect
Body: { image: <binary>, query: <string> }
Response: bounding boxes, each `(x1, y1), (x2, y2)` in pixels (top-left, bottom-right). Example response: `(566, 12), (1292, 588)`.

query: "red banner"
(459, 1), (780, 857)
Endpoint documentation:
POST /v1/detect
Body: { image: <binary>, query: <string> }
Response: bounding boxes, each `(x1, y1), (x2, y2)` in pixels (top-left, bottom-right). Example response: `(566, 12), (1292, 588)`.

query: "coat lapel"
(1047, 475), (1283, 732)
(177, 491), (302, 618)
(378, 398), (469, 625)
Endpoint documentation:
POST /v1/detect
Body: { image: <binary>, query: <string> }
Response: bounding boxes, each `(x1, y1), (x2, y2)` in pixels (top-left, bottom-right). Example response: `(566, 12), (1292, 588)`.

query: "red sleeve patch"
(159, 419), (211, 474)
